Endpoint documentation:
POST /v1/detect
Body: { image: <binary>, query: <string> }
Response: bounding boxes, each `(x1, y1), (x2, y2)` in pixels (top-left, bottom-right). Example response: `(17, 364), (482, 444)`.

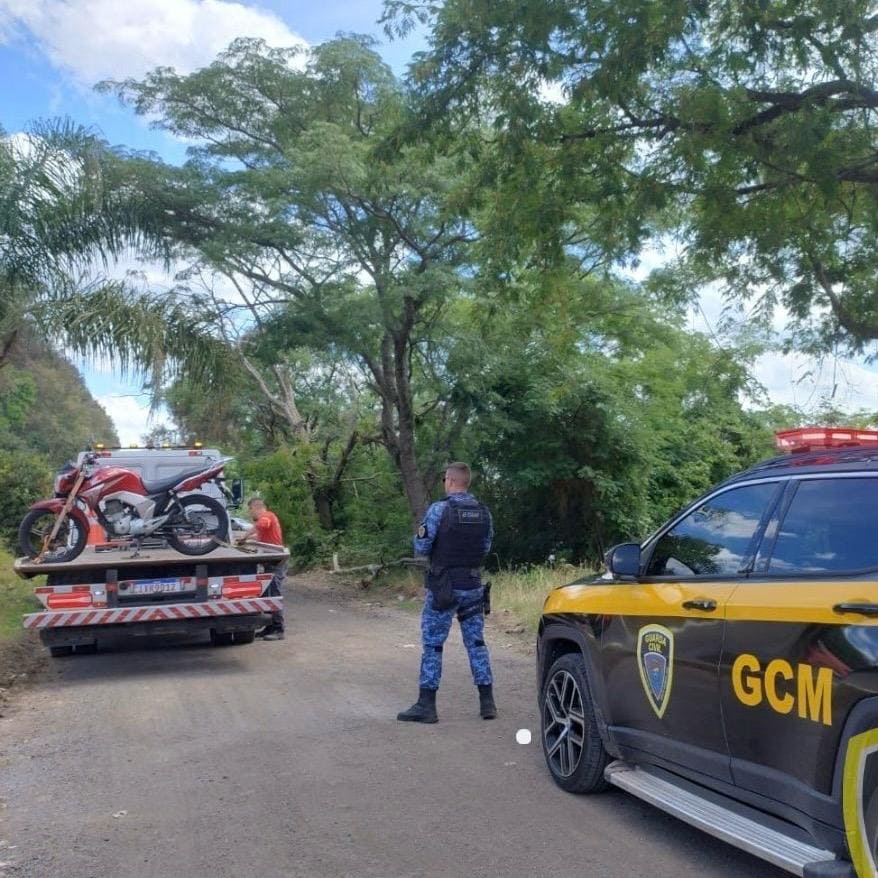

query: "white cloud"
(95, 393), (166, 445)
(686, 282), (878, 414)
(0, 0), (306, 85)
(754, 351), (878, 413)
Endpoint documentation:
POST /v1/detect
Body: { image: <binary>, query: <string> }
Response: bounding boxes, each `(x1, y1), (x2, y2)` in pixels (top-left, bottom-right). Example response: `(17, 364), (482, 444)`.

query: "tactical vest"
(429, 495), (490, 585)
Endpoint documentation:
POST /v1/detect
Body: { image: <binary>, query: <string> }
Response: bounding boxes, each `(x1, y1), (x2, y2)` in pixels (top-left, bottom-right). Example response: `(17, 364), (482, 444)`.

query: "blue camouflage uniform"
(414, 491), (494, 691)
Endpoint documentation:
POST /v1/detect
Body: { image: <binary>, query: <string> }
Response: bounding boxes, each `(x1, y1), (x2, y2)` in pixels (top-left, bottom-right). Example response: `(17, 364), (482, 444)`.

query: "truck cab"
(74, 445), (242, 508)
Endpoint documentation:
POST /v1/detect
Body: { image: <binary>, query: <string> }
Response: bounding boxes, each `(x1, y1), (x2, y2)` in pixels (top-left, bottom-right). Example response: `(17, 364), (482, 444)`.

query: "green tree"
(0, 449), (51, 547)
(101, 36), (481, 525)
(163, 372), (255, 451)
(394, 0), (878, 354)
(444, 271), (773, 562)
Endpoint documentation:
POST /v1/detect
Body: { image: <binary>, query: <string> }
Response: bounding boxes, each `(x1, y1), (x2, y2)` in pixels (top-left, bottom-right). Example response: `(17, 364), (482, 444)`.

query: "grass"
(357, 562), (594, 634)
(0, 546), (45, 697)
(487, 564), (594, 631)
(0, 546), (42, 642)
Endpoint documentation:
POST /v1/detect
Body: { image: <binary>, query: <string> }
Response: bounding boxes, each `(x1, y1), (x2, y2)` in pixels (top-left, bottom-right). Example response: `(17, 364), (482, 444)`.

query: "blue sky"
(2, 0), (877, 444)
(0, 1), (423, 143)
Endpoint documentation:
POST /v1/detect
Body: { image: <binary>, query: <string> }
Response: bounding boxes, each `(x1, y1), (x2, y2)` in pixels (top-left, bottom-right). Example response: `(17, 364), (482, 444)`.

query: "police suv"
(537, 427), (878, 878)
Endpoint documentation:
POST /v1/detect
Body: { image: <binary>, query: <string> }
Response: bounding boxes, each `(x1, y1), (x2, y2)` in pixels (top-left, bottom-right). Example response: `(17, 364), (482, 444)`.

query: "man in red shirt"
(241, 497), (286, 640)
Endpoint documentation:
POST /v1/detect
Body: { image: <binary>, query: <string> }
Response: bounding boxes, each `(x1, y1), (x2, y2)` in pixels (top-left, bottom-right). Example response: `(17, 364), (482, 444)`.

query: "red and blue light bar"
(775, 427), (878, 453)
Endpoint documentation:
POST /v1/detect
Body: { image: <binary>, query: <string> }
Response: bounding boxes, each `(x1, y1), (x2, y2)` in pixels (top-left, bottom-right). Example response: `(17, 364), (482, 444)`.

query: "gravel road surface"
(0, 581), (787, 878)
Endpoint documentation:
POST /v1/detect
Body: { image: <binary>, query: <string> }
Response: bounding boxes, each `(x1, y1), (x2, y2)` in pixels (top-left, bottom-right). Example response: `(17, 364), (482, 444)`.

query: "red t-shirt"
(254, 511), (283, 546)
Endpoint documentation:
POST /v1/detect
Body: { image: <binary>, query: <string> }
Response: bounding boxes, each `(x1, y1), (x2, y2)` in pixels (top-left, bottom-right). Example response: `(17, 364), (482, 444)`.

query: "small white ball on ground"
(515, 728), (532, 745)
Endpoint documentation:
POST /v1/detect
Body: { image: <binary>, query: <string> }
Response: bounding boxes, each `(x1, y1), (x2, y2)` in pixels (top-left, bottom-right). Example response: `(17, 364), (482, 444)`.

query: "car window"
(646, 483), (779, 577)
(766, 478), (878, 573)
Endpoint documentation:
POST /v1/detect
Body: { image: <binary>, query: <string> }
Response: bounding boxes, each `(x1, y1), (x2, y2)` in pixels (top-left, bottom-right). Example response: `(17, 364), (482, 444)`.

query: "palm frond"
(30, 280), (235, 395)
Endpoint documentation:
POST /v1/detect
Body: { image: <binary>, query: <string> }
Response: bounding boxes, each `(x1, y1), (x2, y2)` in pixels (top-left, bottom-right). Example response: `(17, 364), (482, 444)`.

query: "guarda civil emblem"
(637, 624), (675, 719)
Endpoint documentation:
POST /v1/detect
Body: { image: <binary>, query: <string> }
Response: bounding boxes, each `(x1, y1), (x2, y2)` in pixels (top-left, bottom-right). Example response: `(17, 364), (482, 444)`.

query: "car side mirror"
(229, 478), (244, 507)
(605, 543), (641, 579)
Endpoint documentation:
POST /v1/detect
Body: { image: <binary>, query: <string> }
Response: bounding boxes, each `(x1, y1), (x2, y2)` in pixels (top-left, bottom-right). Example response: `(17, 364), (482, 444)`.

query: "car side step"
(604, 762), (848, 877)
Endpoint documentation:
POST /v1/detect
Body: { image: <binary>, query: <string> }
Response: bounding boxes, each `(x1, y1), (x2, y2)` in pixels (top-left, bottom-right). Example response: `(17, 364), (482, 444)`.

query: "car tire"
(234, 629), (256, 644)
(540, 652), (610, 794)
(210, 630), (233, 646)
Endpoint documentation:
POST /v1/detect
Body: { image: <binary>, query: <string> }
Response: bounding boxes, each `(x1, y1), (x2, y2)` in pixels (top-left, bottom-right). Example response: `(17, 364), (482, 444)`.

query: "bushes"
(0, 449), (51, 549)
(242, 446), (324, 566)
(241, 442), (413, 568)
(330, 447), (412, 565)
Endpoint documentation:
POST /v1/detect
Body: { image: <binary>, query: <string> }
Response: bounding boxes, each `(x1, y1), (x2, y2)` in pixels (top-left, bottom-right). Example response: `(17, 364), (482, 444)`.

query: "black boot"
(397, 688), (438, 723)
(478, 684), (497, 720)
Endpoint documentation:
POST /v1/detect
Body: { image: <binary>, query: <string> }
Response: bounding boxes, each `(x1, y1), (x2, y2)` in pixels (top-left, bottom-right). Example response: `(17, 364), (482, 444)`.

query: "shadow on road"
(47, 634), (260, 684)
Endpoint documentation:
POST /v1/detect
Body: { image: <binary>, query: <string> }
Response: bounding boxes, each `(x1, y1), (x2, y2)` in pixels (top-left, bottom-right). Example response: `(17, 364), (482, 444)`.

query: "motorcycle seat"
(142, 468), (210, 496)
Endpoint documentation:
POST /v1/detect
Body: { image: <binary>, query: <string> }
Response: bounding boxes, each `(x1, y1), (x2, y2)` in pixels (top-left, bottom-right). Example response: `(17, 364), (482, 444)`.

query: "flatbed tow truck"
(15, 542), (288, 656)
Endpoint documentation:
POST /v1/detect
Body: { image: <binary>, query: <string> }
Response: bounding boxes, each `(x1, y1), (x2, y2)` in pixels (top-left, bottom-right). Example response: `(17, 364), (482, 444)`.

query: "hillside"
(0, 332), (119, 462)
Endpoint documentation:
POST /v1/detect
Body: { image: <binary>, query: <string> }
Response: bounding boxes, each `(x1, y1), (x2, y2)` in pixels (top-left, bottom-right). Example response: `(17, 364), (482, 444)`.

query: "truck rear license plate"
(126, 578), (190, 596)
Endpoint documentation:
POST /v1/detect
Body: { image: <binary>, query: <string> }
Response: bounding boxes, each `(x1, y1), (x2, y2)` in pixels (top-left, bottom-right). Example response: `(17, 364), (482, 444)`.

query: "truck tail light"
(222, 580), (263, 599)
(46, 586), (93, 609)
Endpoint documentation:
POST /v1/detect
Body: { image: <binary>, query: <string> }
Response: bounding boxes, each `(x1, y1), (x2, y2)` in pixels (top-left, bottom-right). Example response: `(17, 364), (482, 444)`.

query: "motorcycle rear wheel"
(18, 509), (88, 562)
(167, 494), (229, 556)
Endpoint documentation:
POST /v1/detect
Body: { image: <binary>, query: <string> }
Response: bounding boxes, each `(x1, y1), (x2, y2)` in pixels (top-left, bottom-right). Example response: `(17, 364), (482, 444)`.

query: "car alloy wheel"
(543, 668), (586, 778)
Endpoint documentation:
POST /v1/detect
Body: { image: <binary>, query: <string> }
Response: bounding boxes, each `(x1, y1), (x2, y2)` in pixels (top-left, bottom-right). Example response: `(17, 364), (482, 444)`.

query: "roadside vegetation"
(487, 565), (593, 632)
(0, 547), (39, 641)
(0, 547), (44, 699)
(0, 333), (118, 545)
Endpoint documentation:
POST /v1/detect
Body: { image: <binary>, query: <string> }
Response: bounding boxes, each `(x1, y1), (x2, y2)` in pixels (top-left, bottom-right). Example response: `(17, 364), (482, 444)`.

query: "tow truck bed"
(14, 543), (288, 576)
(17, 543), (288, 656)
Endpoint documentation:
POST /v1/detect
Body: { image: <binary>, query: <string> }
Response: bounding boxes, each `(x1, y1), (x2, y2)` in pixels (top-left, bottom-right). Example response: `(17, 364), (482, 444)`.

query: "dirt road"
(0, 582), (786, 878)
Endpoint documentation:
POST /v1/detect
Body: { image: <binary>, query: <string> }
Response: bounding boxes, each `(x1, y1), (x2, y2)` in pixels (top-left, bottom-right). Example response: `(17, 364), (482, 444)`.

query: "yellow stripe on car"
(726, 581), (878, 625)
(544, 580), (878, 625)
(542, 582), (736, 618)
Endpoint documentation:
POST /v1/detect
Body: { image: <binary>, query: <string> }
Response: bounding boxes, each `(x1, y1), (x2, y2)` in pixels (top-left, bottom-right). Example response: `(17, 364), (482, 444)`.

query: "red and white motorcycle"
(19, 453), (231, 562)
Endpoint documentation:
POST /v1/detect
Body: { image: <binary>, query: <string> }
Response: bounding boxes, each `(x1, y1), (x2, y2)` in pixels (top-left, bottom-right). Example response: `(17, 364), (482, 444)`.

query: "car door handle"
(682, 598), (717, 612)
(833, 602), (878, 617)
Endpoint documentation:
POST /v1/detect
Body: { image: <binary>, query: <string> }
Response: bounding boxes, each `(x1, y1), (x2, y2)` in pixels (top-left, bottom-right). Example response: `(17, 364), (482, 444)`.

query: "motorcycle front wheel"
(18, 509), (88, 562)
(166, 494), (229, 556)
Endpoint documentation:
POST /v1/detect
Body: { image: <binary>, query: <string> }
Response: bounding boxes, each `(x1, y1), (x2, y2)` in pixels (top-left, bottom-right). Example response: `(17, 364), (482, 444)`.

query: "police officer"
(397, 462), (497, 724)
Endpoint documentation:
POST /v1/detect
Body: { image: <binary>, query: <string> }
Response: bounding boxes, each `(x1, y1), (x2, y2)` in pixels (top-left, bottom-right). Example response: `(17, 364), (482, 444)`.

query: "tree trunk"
(0, 329), (19, 368)
(392, 309), (429, 524)
(364, 343), (429, 527)
(313, 489), (334, 530)
(395, 418), (428, 524)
